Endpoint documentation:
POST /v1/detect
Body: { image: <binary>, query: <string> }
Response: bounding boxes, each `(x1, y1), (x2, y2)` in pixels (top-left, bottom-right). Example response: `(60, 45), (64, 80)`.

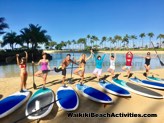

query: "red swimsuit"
(19, 64), (27, 76)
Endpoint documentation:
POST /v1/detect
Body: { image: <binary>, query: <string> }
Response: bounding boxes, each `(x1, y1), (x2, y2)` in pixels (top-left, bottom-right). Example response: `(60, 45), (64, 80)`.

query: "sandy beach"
(0, 69), (164, 123)
(44, 50), (164, 54)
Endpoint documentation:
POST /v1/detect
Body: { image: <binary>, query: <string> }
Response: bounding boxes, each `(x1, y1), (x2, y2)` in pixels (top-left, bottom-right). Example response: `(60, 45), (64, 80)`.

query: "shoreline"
(44, 50), (164, 54)
(0, 68), (164, 123)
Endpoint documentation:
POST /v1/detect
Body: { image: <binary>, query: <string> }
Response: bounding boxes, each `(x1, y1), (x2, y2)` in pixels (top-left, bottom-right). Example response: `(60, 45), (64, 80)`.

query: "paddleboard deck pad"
(56, 86), (79, 111)
(130, 77), (164, 90)
(0, 91), (30, 118)
(147, 76), (164, 83)
(76, 84), (112, 103)
(112, 78), (163, 99)
(26, 88), (54, 120)
(99, 80), (131, 97)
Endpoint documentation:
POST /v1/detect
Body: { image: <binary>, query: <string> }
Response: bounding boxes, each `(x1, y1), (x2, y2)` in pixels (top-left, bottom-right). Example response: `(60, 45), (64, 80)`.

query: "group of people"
(16, 50), (157, 92)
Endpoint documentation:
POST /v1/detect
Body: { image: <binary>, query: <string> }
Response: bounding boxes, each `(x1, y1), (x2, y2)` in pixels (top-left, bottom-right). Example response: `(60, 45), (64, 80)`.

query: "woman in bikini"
(107, 51), (116, 80)
(33, 52), (51, 88)
(16, 51), (28, 92)
(74, 50), (93, 85)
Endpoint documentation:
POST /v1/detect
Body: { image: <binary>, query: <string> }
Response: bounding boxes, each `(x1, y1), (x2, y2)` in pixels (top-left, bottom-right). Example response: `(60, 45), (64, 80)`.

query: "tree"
(0, 40), (2, 48)
(91, 35), (99, 46)
(130, 35), (137, 49)
(1, 31), (20, 50)
(147, 32), (154, 48)
(157, 34), (164, 48)
(20, 28), (31, 49)
(71, 40), (76, 49)
(45, 41), (57, 49)
(100, 36), (107, 49)
(77, 38), (86, 50)
(66, 40), (71, 50)
(55, 41), (66, 50)
(114, 35), (122, 49)
(87, 35), (91, 46)
(108, 37), (113, 50)
(0, 17), (9, 35)
(20, 24), (51, 50)
(122, 34), (129, 49)
(139, 33), (145, 48)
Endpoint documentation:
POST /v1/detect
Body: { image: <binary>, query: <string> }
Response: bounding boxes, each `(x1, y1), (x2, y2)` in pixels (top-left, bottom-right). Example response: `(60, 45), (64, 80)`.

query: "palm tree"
(20, 28), (31, 49)
(87, 34), (91, 46)
(122, 34), (129, 49)
(55, 41), (66, 50)
(114, 35), (122, 49)
(0, 40), (2, 48)
(20, 24), (51, 50)
(67, 40), (71, 50)
(71, 40), (76, 49)
(45, 41), (57, 49)
(130, 35), (137, 49)
(0, 17), (9, 35)
(157, 34), (164, 48)
(108, 37), (113, 50)
(90, 38), (94, 47)
(1, 31), (20, 50)
(139, 33), (145, 48)
(147, 32), (154, 48)
(77, 38), (86, 50)
(100, 36), (107, 49)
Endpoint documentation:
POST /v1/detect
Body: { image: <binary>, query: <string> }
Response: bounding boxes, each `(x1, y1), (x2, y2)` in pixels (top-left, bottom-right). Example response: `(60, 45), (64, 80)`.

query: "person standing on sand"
(33, 52), (51, 89)
(74, 50), (93, 85)
(92, 51), (106, 81)
(122, 50), (133, 78)
(107, 51), (116, 79)
(138, 52), (157, 77)
(53, 54), (77, 87)
(16, 51), (28, 92)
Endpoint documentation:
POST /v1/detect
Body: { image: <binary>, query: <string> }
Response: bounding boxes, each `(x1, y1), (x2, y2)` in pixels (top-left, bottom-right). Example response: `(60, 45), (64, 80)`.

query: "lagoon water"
(0, 53), (164, 78)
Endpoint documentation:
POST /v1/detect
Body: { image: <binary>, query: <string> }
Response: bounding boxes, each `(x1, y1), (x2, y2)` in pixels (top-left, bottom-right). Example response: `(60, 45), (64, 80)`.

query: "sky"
(0, 0), (164, 46)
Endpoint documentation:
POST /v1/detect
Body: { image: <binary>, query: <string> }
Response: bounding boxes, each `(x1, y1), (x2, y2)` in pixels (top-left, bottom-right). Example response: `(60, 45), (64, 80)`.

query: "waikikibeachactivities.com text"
(67, 112), (157, 118)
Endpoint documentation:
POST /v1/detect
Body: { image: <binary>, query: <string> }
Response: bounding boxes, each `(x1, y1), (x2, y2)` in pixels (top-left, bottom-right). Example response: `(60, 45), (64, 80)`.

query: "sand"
(44, 50), (164, 54)
(0, 69), (164, 123)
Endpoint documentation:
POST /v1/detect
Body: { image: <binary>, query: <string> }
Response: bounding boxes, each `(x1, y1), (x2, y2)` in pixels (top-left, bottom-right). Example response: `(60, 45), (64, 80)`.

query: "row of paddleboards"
(0, 76), (164, 120)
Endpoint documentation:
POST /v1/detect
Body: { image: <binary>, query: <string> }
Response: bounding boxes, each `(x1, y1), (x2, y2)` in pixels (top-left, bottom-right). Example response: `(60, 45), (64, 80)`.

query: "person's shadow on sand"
(0, 94), (3, 99)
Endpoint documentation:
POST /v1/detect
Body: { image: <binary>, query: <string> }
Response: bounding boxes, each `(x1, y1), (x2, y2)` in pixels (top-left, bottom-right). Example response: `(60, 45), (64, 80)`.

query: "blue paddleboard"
(99, 80), (131, 97)
(76, 84), (112, 103)
(112, 78), (163, 99)
(130, 77), (164, 90)
(0, 91), (30, 118)
(56, 86), (79, 111)
(147, 76), (164, 83)
(26, 88), (54, 120)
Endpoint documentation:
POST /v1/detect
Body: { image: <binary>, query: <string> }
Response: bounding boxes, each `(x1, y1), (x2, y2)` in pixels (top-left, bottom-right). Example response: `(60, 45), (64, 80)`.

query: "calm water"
(0, 53), (164, 78)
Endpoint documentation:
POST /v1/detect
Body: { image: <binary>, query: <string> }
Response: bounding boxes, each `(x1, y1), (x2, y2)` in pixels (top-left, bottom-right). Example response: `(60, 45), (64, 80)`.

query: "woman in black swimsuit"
(144, 52), (157, 77)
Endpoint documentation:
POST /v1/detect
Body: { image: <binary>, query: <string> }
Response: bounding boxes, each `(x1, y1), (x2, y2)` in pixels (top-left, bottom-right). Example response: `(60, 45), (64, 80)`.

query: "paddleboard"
(0, 91), (30, 118)
(26, 88), (54, 120)
(56, 86), (79, 111)
(147, 76), (164, 83)
(112, 78), (163, 99)
(76, 84), (112, 103)
(99, 80), (131, 97)
(130, 77), (164, 90)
